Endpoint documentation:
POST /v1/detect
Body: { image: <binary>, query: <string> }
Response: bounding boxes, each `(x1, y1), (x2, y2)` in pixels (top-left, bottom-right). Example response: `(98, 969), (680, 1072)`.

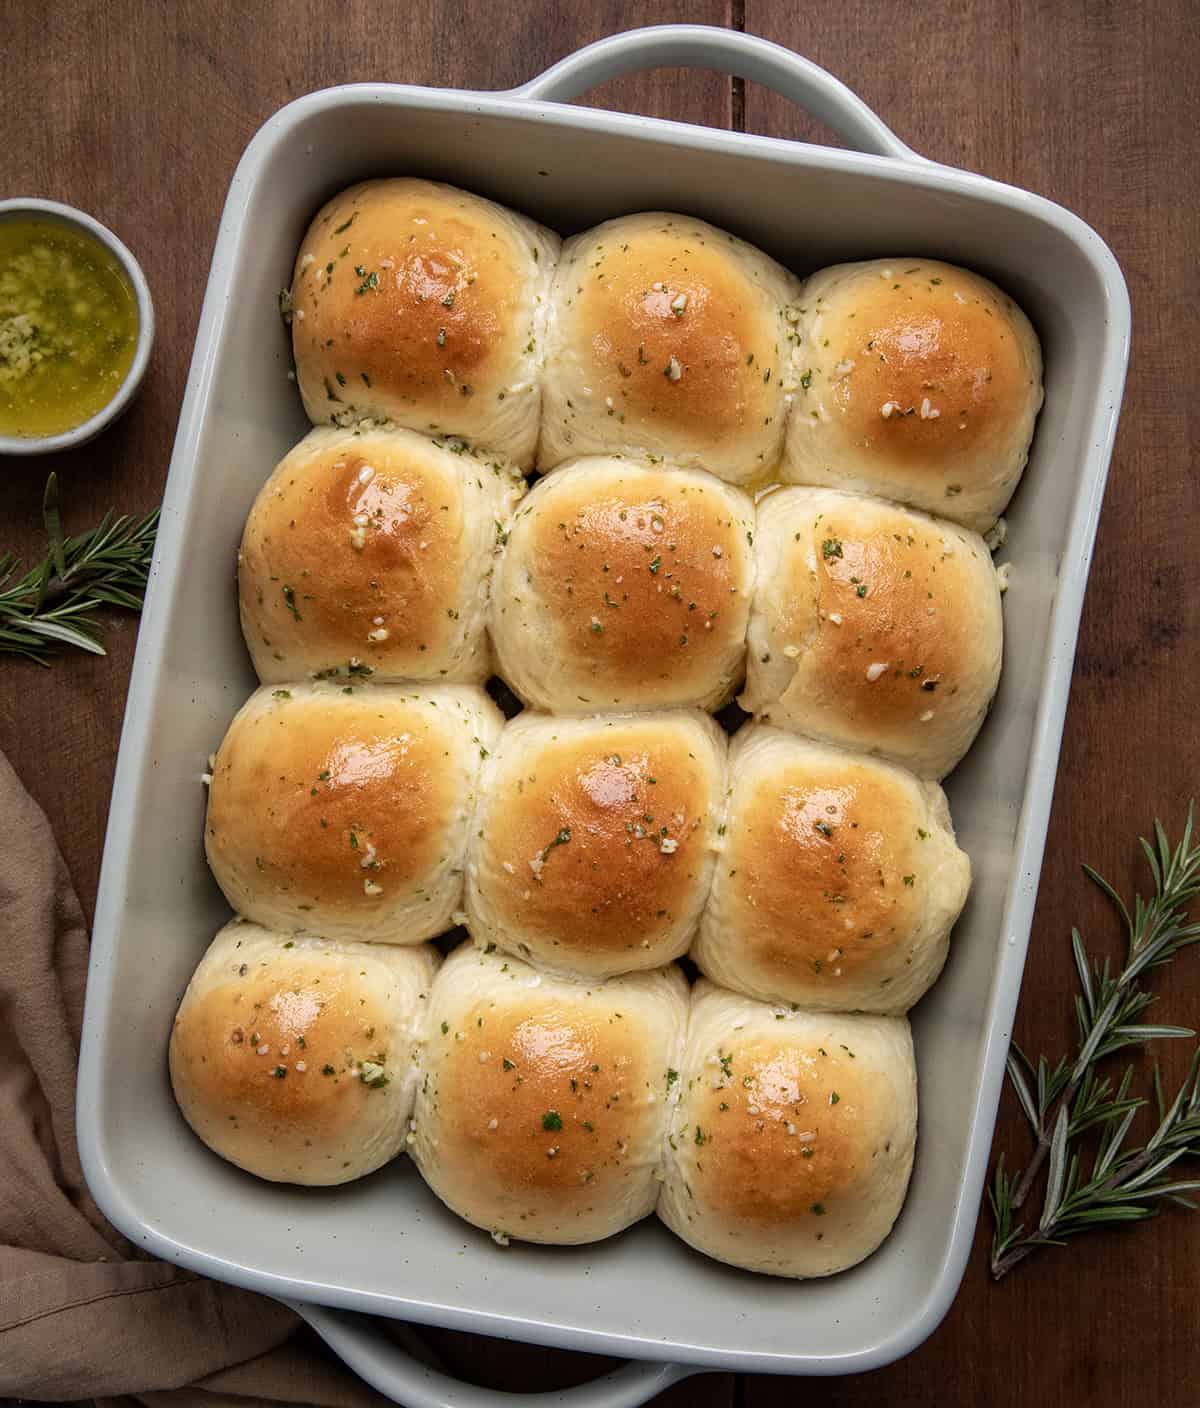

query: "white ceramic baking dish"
(77, 24), (1129, 1406)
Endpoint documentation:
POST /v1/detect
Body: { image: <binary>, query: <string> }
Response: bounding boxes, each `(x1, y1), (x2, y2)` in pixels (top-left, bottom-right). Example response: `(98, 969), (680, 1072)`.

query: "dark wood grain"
(0, 1), (1196, 1404)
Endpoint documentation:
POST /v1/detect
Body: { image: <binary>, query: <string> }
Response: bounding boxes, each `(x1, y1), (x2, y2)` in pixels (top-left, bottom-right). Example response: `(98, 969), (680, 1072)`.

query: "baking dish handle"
(289, 1300), (701, 1408)
(509, 23), (922, 163)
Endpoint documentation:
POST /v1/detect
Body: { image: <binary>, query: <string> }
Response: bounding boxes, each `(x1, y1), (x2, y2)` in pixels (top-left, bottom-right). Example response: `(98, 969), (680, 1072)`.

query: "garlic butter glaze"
(695, 727), (970, 1013)
(412, 943), (687, 1245)
(659, 982), (916, 1277)
(742, 486), (1003, 779)
(0, 217), (138, 438)
(170, 919), (437, 1184)
(491, 456), (755, 713)
(238, 424), (523, 685)
(205, 682), (502, 944)
(466, 710), (726, 978)
(290, 178), (559, 467)
(783, 258), (1043, 531)
(539, 212), (801, 485)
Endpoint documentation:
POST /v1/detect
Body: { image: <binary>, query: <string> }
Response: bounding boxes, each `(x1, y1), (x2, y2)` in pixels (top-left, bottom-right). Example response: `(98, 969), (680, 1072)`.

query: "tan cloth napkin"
(0, 749), (386, 1405)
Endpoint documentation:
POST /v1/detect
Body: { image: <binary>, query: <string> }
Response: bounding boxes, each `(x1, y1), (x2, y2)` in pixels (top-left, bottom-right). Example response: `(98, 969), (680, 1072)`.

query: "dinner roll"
(538, 213), (801, 483)
(289, 179), (559, 465)
(169, 918), (437, 1184)
(693, 727), (970, 1012)
(411, 943), (687, 1244)
(205, 682), (501, 943)
(657, 981), (916, 1278)
(740, 487), (1002, 778)
(239, 425), (524, 685)
(491, 457), (755, 712)
(783, 259), (1043, 530)
(466, 710), (726, 978)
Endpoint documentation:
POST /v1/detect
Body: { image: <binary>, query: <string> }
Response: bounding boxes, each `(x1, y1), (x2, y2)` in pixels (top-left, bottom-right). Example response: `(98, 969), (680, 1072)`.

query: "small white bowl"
(0, 197), (155, 456)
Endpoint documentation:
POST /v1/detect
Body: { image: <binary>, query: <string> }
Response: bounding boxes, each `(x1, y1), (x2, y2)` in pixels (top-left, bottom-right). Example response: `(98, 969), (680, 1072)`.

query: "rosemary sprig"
(0, 473), (159, 665)
(989, 805), (1200, 1278)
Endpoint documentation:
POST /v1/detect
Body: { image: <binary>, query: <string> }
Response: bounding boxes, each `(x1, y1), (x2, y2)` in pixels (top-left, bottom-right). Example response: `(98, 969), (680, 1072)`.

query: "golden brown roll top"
(740, 487), (1003, 778)
(290, 179), (560, 465)
(238, 425), (524, 684)
(204, 682), (502, 943)
(169, 919), (438, 1184)
(538, 213), (801, 483)
(783, 259), (1043, 530)
(466, 711), (726, 978)
(693, 727), (970, 1012)
(411, 943), (688, 1244)
(491, 457), (756, 712)
(657, 981), (916, 1277)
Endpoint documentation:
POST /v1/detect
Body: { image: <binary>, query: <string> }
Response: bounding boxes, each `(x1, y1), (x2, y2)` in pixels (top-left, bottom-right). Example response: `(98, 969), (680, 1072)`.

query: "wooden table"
(2, 3), (1196, 1403)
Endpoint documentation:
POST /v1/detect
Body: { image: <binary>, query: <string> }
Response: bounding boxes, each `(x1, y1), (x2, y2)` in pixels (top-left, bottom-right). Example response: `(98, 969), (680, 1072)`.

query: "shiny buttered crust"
(169, 919), (438, 1184)
(466, 711), (727, 978)
(290, 179), (560, 466)
(740, 488), (1003, 778)
(538, 213), (802, 484)
(204, 683), (502, 943)
(411, 943), (688, 1244)
(491, 457), (756, 712)
(693, 728), (970, 1012)
(783, 259), (1043, 531)
(658, 981), (916, 1277)
(238, 425), (524, 685)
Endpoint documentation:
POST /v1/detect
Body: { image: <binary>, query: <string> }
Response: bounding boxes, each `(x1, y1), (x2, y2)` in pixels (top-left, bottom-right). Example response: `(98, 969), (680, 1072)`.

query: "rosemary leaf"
(43, 471), (67, 580)
(1006, 1049), (1041, 1136)
(24, 618), (106, 654)
(0, 473), (158, 666)
(990, 805), (1200, 1278)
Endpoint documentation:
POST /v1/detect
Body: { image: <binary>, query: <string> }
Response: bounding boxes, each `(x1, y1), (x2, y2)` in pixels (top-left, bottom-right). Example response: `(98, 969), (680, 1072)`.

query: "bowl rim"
(0, 196), (156, 456)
